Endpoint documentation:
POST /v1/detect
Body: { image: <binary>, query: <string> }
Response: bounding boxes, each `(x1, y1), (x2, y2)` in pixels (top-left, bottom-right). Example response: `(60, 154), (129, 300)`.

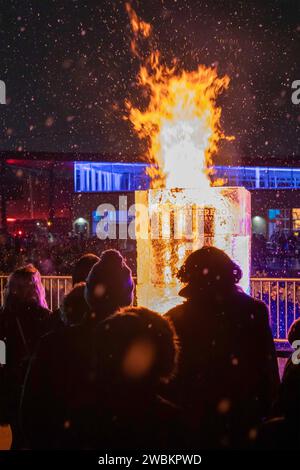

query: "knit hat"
(85, 249), (134, 315)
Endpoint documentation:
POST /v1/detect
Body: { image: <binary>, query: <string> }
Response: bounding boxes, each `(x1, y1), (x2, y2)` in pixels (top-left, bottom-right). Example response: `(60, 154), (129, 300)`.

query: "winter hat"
(85, 249), (134, 315)
(177, 246), (242, 298)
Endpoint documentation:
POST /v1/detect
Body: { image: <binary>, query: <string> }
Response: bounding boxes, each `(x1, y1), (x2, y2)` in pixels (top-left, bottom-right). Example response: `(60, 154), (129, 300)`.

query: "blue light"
(268, 209), (281, 220)
(74, 162), (300, 192)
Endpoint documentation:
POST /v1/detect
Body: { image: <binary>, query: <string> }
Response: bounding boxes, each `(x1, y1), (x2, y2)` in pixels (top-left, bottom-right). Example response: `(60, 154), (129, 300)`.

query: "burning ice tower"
(135, 186), (251, 313)
(126, 6), (251, 312)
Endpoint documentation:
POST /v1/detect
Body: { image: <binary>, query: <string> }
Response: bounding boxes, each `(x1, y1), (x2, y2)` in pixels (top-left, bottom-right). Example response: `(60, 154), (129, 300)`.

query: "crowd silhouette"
(0, 246), (299, 450)
(0, 232), (136, 277)
(252, 231), (300, 277)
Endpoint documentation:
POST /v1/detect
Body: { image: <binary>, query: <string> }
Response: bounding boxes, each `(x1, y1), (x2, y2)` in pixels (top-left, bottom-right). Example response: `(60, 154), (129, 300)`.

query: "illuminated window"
(74, 163), (151, 192)
(268, 209), (291, 236)
(292, 209), (300, 230)
(269, 209), (281, 220)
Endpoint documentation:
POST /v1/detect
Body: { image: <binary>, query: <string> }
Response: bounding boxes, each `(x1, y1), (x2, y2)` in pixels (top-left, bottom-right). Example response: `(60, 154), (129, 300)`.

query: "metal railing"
(0, 275), (72, 312)
(250, 278), (300, 344)
(1, 275), (299, 344)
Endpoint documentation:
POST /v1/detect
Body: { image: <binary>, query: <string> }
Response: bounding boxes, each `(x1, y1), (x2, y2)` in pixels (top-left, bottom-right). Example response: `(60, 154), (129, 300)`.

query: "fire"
(125, 5), (231, 189)
(125, 3), (151, 57)
(125, 5), (251, 312)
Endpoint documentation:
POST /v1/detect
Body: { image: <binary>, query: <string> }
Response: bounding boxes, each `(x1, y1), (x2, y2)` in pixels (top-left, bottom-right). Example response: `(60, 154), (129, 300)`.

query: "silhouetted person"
(165, 247), (279, 449)
(60, 282), (90, 326)
(257, 347), (300, 449)
(51, 253), (100, 328)
(78, 307), (182, 450)
(72, 253), (99, 286)
(84, 250), (133, 317)
(288, 317), (300, 347)
(21, 250), (134, 449)
(0, 265), (51, 448)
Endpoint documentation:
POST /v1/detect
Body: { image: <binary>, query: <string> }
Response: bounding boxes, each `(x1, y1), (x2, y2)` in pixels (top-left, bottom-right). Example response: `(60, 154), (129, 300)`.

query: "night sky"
(1, 0), (300, 165)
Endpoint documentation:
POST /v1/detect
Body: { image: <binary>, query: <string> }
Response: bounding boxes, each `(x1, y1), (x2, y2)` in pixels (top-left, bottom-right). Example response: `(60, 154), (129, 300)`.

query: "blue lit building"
(74, 163), (300, 193)
(74, 162), (151, 193)
(72, 162), (300, 239)
(3, 152), (300, 239)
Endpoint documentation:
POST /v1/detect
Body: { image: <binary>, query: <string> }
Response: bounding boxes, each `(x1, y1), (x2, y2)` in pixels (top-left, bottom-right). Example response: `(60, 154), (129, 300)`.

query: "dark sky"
(1, 0), (300, 165)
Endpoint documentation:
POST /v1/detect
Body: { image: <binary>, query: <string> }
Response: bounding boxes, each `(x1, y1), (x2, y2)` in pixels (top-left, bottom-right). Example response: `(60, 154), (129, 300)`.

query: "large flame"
(125, 5), (231, 189)
(126, 5), (251, 312)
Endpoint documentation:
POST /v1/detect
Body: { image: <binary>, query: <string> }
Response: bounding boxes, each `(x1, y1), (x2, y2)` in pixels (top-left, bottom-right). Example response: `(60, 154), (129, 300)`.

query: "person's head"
(288, 318), (300, 346)
(177, 246), (242, 298)
(85, 249), (134, 318)
(61, 282), (90, 326)
(72, 253), (100, 286)
(4, 264), (48, 309)
(96, 306), (179, 390)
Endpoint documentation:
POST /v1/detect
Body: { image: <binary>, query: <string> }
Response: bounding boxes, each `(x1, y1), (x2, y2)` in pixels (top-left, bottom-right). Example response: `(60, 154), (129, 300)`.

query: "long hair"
(4, 264), (48, 310)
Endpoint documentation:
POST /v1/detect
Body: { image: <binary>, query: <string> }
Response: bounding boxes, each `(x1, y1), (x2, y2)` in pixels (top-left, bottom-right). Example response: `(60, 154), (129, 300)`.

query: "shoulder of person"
(282, 356), (300, 383)
(235, 291), (269, 317)
(34, 305), (51, 319)
(33, 326), (82, 367)
(165, 303), (186, 323)
(37, 323), (74, 353)
(225, 292), (270, 335)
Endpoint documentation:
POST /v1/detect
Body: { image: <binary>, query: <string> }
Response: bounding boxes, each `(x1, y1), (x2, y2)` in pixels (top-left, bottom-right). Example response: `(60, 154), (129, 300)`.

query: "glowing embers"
(135, 187), (251, 313)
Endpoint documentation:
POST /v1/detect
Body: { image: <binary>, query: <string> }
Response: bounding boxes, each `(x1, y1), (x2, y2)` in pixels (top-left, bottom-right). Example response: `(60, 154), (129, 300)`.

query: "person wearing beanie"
(85, 249), (134, 321)
(164, 246), (279, 449)
(21, 250), (134, 449)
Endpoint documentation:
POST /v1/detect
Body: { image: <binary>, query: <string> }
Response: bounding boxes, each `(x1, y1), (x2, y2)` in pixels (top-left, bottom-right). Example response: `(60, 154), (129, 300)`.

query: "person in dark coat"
(0, 265), (51, 448)
(257, 353), (300, 449)
(164, 246), (279, 449)
(257, 319), (300, 449)
(21, 249), (134, 449)
(59, 282), (90, 326)
(83, 307), (182, 450)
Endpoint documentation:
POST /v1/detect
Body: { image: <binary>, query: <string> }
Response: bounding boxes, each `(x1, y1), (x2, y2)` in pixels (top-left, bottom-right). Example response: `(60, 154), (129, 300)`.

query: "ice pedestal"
(135, 187), (251, 313)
